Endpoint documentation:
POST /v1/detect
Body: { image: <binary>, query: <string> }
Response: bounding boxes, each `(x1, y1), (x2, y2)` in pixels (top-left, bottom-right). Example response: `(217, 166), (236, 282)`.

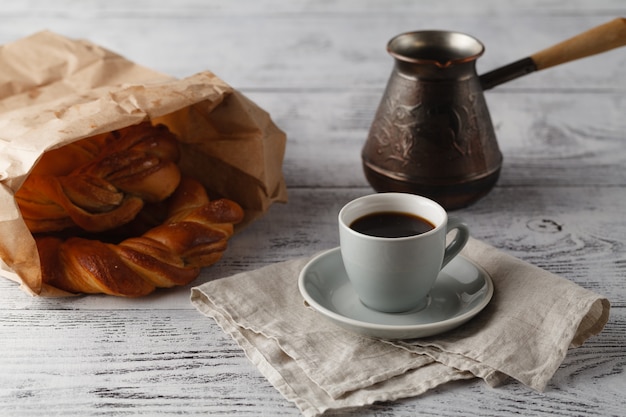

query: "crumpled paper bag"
(0, 31), (287, 296)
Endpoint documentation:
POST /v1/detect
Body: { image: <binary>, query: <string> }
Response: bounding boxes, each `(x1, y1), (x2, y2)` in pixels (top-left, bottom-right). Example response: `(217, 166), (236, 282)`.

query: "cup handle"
(441, 216), (470, 268)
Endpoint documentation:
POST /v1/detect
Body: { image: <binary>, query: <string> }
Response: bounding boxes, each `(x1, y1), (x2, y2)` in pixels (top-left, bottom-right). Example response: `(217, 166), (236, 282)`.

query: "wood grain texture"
(1, 0), (625, 416)
(0, 307), (623, 416)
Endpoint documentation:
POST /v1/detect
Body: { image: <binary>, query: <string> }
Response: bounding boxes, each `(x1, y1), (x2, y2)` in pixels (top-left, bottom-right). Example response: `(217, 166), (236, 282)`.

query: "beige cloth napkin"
(191, 238), (610, 416)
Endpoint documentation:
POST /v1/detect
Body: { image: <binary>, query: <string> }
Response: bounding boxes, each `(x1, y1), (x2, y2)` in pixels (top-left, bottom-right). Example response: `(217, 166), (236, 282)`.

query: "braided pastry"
(16, 122), (181, 233)
(16, 122), (245, 296)
(35, 177), (244, 297)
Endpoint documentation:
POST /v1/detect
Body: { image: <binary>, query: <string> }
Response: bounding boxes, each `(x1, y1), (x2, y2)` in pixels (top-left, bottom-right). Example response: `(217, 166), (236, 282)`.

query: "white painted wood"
(1, 1), (625, 416)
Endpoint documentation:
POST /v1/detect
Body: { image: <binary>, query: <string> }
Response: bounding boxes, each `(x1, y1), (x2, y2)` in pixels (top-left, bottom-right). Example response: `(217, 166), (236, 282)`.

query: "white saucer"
(298, 247), (494, 340)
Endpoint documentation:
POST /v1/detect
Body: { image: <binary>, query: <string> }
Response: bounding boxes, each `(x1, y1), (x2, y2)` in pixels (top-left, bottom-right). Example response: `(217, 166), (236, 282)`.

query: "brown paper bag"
(0, 31), (287, 296)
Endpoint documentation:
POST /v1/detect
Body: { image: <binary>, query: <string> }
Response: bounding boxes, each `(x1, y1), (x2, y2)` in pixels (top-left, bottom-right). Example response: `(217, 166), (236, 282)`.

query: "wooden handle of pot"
(531, 17), (626, 70)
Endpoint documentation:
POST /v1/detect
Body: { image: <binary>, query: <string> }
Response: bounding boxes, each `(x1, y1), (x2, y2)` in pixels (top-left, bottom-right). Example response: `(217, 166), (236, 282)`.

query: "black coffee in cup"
(339, 193), (470, 312)
(349, 211), (435, 238)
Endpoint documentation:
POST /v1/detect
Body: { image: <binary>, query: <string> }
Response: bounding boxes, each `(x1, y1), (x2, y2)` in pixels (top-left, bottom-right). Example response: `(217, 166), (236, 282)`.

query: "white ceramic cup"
(338, 193), (469, 313)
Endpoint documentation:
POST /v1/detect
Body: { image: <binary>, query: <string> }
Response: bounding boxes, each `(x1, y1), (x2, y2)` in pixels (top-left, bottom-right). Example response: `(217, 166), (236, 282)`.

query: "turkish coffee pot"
(363, 18), (626, 209)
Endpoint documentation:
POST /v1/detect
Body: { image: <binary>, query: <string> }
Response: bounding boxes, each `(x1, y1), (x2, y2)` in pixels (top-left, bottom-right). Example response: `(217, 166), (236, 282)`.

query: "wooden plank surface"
(1, 1), (625, 416)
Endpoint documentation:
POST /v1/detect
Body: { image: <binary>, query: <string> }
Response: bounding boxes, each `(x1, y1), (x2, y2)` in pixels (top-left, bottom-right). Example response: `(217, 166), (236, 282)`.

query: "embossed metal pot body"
(362, 31), (502, 210)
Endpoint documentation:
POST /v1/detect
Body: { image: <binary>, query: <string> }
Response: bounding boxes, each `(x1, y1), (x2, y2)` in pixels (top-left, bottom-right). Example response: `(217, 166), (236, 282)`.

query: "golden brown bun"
(18, 122), (244, 296)
(36, 177), (244, 297)
(16, 122), (181, 233)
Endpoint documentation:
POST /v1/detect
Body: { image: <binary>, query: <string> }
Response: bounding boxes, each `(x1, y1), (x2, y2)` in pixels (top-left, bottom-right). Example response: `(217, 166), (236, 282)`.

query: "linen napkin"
(191, 237), (610, 416)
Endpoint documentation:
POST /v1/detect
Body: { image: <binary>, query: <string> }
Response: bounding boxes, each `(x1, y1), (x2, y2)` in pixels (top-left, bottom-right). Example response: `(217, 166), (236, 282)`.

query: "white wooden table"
(1, 1), (625, 415)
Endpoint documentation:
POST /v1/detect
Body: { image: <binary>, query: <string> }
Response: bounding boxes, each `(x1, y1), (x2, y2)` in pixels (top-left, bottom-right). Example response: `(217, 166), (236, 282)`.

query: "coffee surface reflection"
(349, 211), (435, 238)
